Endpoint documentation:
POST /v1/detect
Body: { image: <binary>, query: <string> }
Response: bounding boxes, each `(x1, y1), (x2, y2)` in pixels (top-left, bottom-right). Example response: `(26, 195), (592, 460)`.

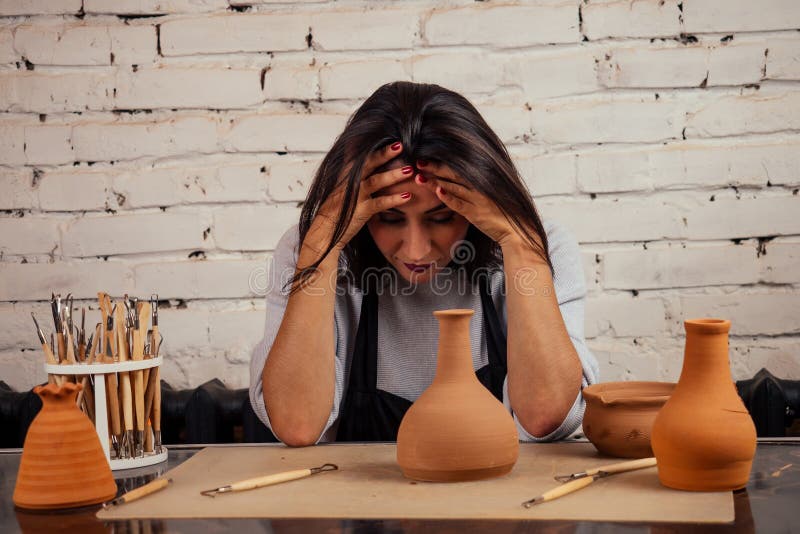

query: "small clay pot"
(582, 381), (675, 458)
(13, 382), (118, 510)
(652, 319), (756, 491)
(397, 309), (519, 482)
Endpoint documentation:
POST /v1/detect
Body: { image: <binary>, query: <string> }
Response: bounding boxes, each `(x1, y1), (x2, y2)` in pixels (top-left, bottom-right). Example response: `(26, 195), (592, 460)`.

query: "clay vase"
(396, 309), (519, 482)
(651, 319), (757, 491)
(582, 381), (675, 458)
(13, 382), (118, 509)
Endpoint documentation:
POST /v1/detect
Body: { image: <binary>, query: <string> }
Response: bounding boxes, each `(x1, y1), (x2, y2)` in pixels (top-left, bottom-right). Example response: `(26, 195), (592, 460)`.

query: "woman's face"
(366, 160), (470, 283)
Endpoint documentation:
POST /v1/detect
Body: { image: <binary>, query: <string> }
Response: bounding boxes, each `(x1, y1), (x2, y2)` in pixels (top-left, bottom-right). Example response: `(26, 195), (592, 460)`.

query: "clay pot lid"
(583, 381), (675, 407)
(685, 318), (731, 335)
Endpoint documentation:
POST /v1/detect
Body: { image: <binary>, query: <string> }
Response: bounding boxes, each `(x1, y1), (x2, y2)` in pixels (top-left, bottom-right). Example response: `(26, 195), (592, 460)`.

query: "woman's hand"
(413, 161), (522, 248)
(304, 143), (415, 257)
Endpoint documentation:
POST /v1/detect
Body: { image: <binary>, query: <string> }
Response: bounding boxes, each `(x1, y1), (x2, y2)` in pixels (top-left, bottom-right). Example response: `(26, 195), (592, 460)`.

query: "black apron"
(335, 276), (508, 442)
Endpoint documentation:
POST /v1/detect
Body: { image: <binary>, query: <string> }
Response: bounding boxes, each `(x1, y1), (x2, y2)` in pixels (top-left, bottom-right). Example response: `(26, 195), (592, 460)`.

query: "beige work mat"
(97, 443), (733, 522)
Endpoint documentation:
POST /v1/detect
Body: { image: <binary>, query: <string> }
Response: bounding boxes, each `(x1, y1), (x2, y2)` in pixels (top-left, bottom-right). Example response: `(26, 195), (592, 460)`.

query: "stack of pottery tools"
(31, 292), (165, 466)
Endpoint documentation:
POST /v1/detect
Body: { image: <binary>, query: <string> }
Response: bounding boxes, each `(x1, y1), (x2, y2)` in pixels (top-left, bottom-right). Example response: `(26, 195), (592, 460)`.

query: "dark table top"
(1, 439), (798, 533)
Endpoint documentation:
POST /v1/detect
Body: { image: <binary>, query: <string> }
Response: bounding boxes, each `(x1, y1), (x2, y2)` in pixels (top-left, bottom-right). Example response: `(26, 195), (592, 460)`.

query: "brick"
(62, 212), (211, 257)
(589, 337), (682, 382)
(38, 169), (108, 211)
(0, 71), (115, 113)
(766, 37), (800, 80)
(156, 308), (210, 356)
(320, 58), (410, 100)
(225, 113), (346, 153)
(425, 3), (578, 47)
(114, 160), (267, 208)
(585, 295), (666, 338)
(680, 292), (800, 336)
(0, 0), (81, 16)
(84, 0), (227, 15)
(73, 116), (219, 162)
(268, 157), (321, 202)
(515, 152), (576, 197)
(603, 243), (759, 290)
(14, 23), (111, 66)
(729, 338), (800, 382)
(577, 139), (800, 193)
(110, 25), (159, 65)
(0, 216), (60, 255)
(264, 61), (318, 101)
(208, 309), (265, 360)
(538, 197), (684, 243)
(413, 52), (503, 95)
(599, 46), (708, 88)
(532, 96), (684, 143)
(160, 13), (308, 56)
(134, 259), (265, 299)
(0, 260), (135, 301)
(582, 0), (681, 40)
(24, 125), (74, 165)
(213, 205), (301, 251)
(114, 67), (264, 109)
(707, 42), (767, 86)
(312, 9), (418, 51)
(0, 27), (16, 63)
(581, 250), (601, 295)
(685, 90), (800, 138)
(760, 241), (800, 284)
(685, 195), (800, 240)
(0, 302), (56, 350)
(474, 104), (533, 146)
(512, 47), (598, 100)
(682, 0), (800, 33)
(0, 119), (26, 165)
(0, 349), (45, 391)
(0, 169), (37, 210)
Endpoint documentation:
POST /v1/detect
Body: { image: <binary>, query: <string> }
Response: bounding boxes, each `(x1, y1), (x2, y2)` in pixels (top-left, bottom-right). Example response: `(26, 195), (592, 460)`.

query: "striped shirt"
(249, 219), (599, 443)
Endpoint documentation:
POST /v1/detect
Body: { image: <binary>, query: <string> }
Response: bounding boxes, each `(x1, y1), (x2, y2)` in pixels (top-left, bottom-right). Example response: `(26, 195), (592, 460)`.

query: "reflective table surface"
(1, 439), (798, 533)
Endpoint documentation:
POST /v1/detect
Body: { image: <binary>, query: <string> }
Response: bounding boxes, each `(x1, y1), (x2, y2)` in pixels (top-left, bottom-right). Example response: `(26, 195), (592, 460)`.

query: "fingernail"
(401, 192), (411, 199)
(401, 165), (413, 175)
(437, 186), (446, 196)
(417, 159), (429, 168)
(416, 175), (428, 183)
(391, 142), (402, 151)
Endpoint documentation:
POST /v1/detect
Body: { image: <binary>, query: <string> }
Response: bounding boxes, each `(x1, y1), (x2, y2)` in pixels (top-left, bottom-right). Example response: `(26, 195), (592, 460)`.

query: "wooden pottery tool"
(200, 464), (338, 497)
(115, 302), (135, 459)
(554, 457), (657, 482)
(523, 457), (658, 508)
(31, 312), (58, 385)
(131, 300), (150, 458)
(103, 478), (172, 508)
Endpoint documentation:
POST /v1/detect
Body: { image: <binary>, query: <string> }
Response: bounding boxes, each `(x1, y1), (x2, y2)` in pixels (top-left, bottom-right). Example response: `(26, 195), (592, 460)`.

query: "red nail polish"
(401, 192), (411, 199)
(417, 175), (428, 183)
(401, 165), (413, 175)
(391, 142), (402, 151)
(438, 186), (446, 196)
(417, 159), (429, 168)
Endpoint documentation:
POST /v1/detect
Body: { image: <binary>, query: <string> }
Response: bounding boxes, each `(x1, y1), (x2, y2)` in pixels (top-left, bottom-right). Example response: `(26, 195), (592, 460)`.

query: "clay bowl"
(582, 381), (675, 458)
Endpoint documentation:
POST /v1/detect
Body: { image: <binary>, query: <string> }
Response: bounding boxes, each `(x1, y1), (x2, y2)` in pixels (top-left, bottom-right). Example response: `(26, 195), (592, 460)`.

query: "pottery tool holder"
(44, 358), (168, 470)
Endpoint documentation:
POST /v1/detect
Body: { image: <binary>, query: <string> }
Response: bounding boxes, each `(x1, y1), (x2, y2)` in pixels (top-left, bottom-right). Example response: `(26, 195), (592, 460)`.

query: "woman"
(250, 82), (598, 447)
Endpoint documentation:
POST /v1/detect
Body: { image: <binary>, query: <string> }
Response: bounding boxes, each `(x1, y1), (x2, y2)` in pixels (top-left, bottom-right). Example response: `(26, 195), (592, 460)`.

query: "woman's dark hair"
(288, 81), (551, 294)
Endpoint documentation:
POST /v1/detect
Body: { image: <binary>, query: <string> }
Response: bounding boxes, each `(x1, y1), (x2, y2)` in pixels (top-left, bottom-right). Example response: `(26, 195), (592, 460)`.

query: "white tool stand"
(44, 357), (168, 471)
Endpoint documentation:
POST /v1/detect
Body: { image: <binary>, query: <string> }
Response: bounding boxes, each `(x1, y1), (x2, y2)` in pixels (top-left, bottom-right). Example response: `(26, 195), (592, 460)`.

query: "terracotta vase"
(651, 319), (756, 491)
(396, 309), (519, 482)
(13, 382), (118, 510)
(582, 381), (675, 458)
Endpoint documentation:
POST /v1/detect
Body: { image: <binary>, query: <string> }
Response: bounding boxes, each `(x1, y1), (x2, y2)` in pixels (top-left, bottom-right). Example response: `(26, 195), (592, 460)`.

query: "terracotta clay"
(651, 319), (757, 491)
(13, 382), (118, 509)
(582, 381), (675, 458)
(396, 309), (519, 482)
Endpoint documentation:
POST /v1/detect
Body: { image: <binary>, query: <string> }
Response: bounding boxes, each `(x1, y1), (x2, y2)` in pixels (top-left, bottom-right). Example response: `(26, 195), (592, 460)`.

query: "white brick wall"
(2, 0), (798, 392)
